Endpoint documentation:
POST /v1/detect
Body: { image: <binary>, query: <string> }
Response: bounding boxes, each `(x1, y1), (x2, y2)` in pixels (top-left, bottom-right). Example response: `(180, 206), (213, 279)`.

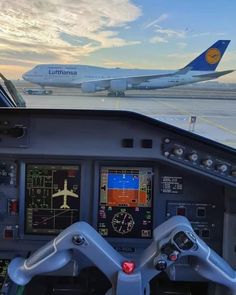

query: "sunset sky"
(0, 0), (235, 82)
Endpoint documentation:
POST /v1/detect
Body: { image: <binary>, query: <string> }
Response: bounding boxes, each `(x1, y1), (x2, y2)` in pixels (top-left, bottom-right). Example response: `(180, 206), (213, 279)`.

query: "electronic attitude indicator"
(98, 167), (153, 239)
(112, 211), (135, 235)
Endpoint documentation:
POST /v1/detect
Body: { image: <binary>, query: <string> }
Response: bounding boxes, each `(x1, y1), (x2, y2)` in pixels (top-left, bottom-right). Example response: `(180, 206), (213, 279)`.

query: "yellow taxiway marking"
(158, 100), (236, 136)
(115, 99), (120, 110)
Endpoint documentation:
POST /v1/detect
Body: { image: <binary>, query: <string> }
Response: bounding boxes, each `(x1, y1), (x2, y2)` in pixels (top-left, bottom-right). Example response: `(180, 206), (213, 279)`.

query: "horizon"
(0, 0), (235, 82)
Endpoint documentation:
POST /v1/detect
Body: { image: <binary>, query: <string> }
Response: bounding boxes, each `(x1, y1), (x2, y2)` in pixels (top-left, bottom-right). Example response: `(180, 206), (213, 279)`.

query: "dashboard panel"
(0, 108), (235, 294)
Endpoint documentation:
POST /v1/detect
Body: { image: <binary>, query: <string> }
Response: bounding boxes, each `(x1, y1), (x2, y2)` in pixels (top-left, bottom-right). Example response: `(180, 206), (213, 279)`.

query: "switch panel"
(162, 138), (236, 183)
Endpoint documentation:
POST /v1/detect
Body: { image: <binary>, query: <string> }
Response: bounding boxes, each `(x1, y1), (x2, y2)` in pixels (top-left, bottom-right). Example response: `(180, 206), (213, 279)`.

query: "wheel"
(119, 91), (125, 97)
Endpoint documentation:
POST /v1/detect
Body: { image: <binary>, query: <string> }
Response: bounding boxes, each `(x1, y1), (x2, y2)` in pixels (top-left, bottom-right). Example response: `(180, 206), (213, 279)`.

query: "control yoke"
(8, 216), (236, 295)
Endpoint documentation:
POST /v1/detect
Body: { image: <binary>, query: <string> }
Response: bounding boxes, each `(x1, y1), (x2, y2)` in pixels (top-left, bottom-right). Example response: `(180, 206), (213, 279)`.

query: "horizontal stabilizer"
(193, 69), (235, 79)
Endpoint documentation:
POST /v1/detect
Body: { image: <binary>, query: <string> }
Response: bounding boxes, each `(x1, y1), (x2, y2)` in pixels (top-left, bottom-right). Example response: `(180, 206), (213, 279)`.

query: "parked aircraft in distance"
(23, 40), (234, 97)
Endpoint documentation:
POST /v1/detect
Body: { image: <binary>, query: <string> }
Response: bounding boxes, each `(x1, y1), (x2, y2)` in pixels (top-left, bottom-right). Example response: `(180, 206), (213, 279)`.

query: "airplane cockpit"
(0, 76), (236, 295)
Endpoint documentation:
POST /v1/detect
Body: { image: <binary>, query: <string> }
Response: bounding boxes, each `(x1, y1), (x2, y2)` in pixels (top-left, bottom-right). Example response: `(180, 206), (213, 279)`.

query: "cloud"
(221, 51), (236, 63)
(149, 24), (227, 46)
(0, 0), (141, 77)
(155, 27), (186, 38)
(143, 13), (169, 29)
(167, 52), (197, 60)
(149, 26), (186, 44)
(150, 36), (168, 44)
(102, 59), (136, 68)
(191, 32), (227, 38)
(177, 42), (187, 49)
(149, 24), (187, 44)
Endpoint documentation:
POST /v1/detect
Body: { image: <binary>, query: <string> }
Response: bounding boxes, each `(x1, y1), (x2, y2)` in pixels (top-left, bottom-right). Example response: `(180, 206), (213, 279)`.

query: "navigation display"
(0, 259), (10, 290)
(25, 164), (80, 234)
(98, 166), (153, 239)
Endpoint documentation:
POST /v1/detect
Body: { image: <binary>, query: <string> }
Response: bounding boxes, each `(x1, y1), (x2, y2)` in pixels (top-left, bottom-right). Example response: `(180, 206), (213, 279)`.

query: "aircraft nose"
(22, 70), (31, 81)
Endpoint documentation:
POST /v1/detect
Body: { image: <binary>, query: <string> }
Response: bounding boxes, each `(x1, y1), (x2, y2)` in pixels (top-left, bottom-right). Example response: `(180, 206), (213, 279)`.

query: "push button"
(155, 259), (167, 271)
(168, 250), (179, 262)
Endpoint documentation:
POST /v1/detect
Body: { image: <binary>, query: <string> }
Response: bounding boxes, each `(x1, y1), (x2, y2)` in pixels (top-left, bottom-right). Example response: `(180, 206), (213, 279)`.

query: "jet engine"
(109, 79), (127, 91)
(81, 82), (104, 93)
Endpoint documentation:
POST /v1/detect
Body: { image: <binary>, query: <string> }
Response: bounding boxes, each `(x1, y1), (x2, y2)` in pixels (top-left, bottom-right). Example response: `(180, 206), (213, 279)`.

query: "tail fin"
(184, 40), (230, 71)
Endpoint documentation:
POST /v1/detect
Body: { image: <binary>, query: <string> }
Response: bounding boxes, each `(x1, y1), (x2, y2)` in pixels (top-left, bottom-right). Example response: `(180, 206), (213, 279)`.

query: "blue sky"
(0, 0), (235, 81)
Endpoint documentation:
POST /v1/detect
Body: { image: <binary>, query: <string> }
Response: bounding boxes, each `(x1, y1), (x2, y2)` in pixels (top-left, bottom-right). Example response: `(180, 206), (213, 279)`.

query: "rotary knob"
(216, 164), (228, 173)
(188, 153), (198, 162)
(202, 159), (213, 168)
(154, 259), (167, 271)
(173, 147), (184, 157)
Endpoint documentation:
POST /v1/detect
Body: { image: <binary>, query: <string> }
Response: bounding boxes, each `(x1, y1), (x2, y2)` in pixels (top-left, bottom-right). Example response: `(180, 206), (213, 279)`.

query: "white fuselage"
(23, 64), (215, 91)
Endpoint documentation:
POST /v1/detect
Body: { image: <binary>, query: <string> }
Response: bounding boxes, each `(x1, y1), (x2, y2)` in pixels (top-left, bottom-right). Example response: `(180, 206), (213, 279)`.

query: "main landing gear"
(107, 91), (125, 97)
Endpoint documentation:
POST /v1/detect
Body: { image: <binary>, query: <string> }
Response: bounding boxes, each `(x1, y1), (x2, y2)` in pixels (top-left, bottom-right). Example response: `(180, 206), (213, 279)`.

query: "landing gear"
(107, 91), (125, 97)
(41, 86), (53, 95)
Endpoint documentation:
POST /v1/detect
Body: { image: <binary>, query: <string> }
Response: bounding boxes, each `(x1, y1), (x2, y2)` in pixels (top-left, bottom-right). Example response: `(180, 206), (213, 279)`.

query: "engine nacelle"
(110, 79), (127, 91)
(81, 82), (96, 93)
(81, 82), (104, 93)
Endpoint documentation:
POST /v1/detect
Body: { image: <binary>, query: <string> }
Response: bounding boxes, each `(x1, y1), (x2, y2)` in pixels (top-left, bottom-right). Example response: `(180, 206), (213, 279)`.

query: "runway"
(15, 82), (236, 149)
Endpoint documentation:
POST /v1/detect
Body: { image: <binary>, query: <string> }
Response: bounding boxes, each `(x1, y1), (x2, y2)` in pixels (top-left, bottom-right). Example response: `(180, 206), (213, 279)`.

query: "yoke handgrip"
(190, 243), (236, 291)
(8, 222), (124, 287)
(8, 239), (72, 285)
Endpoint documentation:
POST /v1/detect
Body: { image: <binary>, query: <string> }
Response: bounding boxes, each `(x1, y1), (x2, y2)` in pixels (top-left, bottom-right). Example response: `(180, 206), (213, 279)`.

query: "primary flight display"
(98, 166), (153, 238)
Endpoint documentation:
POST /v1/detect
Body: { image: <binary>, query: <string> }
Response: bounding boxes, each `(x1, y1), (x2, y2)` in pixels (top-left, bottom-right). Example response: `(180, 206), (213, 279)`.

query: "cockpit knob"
(188, 153), (198, 162)
(173, 147), (184, 157)
(154, 259), (167, 271)
(164, 138), (171, 144)
(202, 159), (213, 168)
(72, 235), (85, 246)
(216, 164), (228, 173)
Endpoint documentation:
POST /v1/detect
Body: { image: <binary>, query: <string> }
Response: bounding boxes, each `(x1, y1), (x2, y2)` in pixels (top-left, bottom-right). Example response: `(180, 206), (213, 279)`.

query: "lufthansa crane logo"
(205, 48), (221, 64)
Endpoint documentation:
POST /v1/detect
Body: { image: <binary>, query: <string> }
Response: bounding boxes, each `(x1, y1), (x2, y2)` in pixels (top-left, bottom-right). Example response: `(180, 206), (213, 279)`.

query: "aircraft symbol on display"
(52, 179), (78, 209)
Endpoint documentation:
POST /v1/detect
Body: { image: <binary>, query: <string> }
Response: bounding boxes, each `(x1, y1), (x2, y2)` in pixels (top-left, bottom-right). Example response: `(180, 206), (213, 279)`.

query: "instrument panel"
(0, 108), (235, 293)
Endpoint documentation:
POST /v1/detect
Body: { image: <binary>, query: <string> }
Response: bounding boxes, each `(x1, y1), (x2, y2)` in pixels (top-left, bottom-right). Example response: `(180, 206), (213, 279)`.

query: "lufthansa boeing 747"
(22, 40), (234, 97)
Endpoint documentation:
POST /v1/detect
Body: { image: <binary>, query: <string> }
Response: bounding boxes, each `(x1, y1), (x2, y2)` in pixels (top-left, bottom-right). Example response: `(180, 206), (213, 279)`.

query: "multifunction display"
(98, 166), (153, 238)
(25, 164), (80, 234)
(0, 259), (10, 289)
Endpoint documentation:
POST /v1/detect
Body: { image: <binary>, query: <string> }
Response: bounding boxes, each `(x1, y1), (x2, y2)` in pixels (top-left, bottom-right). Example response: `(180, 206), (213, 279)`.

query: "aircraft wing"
(52, 190), (64, 197)
(66, 190), (78, 198)
(71, 68), (191, 86)
(193, 70), (235, 79)
(52, 189), (78, 198)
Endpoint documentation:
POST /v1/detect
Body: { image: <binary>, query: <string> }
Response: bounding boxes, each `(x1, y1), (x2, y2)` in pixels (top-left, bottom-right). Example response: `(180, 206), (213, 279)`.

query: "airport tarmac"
(16, 83), (236, 149)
